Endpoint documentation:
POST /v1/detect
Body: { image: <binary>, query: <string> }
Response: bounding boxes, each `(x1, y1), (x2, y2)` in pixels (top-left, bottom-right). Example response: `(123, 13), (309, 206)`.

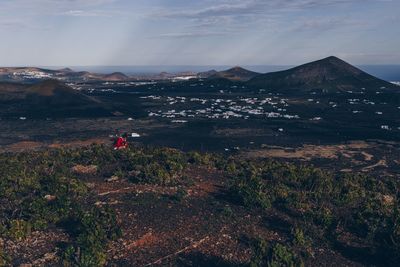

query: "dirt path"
(362, 159), (388, 172)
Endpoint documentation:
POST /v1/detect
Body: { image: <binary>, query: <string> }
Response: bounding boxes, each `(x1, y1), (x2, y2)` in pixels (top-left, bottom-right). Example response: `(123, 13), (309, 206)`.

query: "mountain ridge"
(208, 66), (260, 81)
(247, 56), (396, 92)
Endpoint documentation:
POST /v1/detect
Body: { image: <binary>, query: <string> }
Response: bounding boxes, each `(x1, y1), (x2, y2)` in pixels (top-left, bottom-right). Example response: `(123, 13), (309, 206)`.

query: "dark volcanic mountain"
(0, 80), (111, 118)
(209, 66), (260, 81)
(247, 56), (396, 92)
(26, 80), (101, 104)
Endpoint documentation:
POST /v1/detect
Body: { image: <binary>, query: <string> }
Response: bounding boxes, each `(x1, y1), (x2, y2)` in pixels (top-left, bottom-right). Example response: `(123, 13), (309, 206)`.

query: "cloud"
(62, 10), (111, 17)
(152, 31), (229, 39)
(291, 17), (365, 32)
(0, 17), (52, 31)
(147, 0), (388, 38)
(0, 0), (118, 15)
(0, 21), (26, 30)
(8, 0), (116, 7)
(152, 1), (261, 19)
(151, 0), (390, 22)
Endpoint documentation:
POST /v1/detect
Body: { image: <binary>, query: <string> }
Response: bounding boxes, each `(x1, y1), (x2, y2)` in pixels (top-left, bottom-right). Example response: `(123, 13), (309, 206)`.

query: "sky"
(0, 0), (399, 66)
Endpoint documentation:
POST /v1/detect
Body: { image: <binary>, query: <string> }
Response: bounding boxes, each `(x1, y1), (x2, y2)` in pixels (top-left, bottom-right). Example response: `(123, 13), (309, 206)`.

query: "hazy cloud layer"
(0, 0), (398, 65)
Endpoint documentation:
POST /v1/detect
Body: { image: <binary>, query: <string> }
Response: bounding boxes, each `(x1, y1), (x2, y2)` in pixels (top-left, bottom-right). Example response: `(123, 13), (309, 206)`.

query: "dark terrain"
(0, 56), (400, 266)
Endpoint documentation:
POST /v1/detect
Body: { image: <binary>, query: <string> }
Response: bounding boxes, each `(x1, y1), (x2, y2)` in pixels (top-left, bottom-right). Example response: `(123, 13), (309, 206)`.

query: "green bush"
(249, 239), (303, 267)
(0, 246), (9, 266)
(221, 206), (234, 218)
(61, 207), (121, 267)
(249, 239), (268, 267)
(7, 220), (32, 240)
(170, 186), (188, 202)
(292, 228), (306, 247)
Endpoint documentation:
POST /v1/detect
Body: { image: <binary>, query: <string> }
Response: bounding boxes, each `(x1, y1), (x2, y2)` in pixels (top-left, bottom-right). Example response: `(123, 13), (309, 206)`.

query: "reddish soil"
(3, 165), (365, 266)
(0, 138), (109, 153)
(3, 140), (389, 266)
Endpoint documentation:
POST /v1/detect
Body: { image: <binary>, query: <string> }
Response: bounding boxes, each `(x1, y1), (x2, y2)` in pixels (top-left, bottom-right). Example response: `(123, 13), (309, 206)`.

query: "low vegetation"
(0, 144), (399, 266)
(249, 239), (304, 267)
(0, 146), (123, 266)
(0, 144), (219, 265)
(227, 159), (400, 266)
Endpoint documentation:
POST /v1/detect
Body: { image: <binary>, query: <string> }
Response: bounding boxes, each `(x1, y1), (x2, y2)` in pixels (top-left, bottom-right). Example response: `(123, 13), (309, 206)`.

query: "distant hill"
(102, 72), (129, 81)
(207, 66), (260, 82)
(0, 80), (111, 118)
(247, 56), (396, 92)
(57, 67), (73, 72)
(0, 67), (131, 82)
(197, 70), (218, 79)
(0, 67), (58, 74)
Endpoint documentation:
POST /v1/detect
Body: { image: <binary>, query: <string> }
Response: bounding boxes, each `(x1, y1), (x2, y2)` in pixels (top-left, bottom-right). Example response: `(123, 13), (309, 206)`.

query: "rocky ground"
(1, 134), (399, 266)
(3, 163), (364, 267)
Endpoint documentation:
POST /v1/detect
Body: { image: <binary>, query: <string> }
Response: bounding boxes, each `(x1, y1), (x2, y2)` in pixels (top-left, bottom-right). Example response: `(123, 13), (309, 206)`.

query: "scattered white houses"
(144, 95), (300, 121)
(329, 101), (338, 108)
(348, 98), (360, 105)
(310, 117), (322, 121)
(13, 70), (53, 79)
(381, 125), (391, 130)
(100, 89), (116, 93)
(131, 133), (140, 137)
(363, 100), (375, 105)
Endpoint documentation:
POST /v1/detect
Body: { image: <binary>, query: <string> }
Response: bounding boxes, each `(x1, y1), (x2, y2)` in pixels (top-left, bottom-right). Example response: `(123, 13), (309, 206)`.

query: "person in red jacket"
(114, 133), (128, 150)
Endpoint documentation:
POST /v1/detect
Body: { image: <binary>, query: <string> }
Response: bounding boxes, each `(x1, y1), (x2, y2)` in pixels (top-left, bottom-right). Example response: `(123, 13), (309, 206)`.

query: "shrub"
(292, 228), (306, 247)
(7, 220), (32, 240)
(0, 246), (9, 266)
(221, 206), (234, 218)
(249, 239), (268, 267)
(268, 243), (303, 267)
(61, 206), (121, 267)
(249, 239), (303, 267)
(170, 187), (188, 202)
